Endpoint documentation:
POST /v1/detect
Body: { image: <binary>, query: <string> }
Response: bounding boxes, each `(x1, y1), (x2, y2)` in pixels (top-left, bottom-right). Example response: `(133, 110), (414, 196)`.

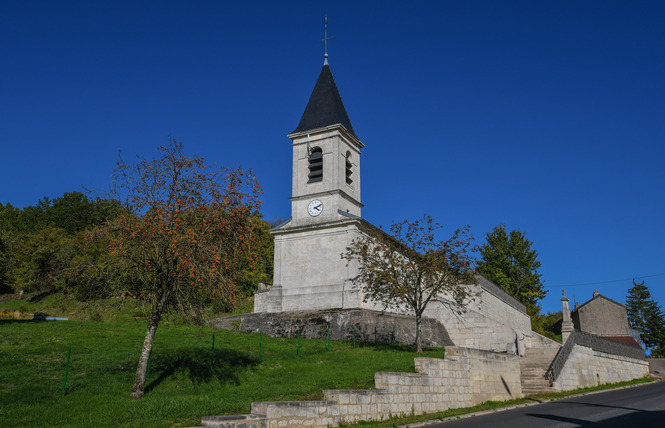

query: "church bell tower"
(287, 63), (364, 226)
(253, 22), (368, 313)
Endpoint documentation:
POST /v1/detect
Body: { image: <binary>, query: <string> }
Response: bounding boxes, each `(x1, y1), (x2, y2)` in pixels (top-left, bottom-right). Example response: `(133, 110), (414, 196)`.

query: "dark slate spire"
(292, 64), (357, 138)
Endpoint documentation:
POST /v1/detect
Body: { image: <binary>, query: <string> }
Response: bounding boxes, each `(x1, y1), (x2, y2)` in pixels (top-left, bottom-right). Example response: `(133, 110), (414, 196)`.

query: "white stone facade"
(289, 126), (363, 224)
(255, 219), (364, 313)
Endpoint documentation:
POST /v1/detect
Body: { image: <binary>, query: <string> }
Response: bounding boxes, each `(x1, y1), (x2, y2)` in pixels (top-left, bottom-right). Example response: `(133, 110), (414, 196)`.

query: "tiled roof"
(605, 335), (643, 349)
(572, 293), (626, 313)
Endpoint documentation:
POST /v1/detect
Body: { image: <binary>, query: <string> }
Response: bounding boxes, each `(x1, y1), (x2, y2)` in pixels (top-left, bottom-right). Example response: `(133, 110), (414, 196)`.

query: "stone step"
(520, 346), (558, 394)
(522, 380), (549, 384)
(521, 373), (549, 379)
(201, 414), (267, 427)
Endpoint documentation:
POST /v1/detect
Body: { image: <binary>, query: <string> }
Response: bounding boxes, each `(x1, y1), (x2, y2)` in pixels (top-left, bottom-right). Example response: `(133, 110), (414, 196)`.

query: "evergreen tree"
(477, 224), (546, 314)
(626, 279), (665, 356)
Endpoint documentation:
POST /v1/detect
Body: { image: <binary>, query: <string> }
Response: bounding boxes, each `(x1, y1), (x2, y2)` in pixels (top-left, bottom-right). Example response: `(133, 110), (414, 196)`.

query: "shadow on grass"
(352, 341), (443, 354)
(145, 347), (258, 393)
(0, 319), (51, 324)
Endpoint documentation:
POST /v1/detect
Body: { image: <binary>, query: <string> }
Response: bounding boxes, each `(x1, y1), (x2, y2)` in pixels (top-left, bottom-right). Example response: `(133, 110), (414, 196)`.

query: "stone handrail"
(546, 330), (578, 382)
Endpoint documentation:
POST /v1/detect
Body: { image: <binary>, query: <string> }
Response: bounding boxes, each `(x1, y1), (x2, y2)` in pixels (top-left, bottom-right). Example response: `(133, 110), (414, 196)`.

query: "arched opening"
(308, 147), (323, 183)
(345, 151), (353, 185)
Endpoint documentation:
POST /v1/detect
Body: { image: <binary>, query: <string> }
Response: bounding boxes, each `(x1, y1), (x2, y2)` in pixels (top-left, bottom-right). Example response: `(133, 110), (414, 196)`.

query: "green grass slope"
(0, 315), (442, 428)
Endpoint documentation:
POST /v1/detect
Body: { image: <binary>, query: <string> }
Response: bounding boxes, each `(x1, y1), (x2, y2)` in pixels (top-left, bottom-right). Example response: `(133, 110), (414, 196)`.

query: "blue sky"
(2, 1), (664, 314)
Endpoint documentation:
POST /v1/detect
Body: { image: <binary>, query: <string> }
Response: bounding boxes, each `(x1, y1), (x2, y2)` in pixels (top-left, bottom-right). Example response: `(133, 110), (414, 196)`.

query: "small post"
(210, 334), (215, 371)
(353, 326), (356, 348)
(147, 350), (151, 379)
(297, 329), (301, 357)
(259, 332), (263, 362)
(392, 326), (395, 345)
(374, 326), (377, 344)
(62, 346), (71, 396)
(327, 326), (330, 351)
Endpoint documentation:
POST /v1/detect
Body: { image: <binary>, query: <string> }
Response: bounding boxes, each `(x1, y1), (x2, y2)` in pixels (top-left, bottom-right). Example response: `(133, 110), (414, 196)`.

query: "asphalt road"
(424, 380), (665, 427)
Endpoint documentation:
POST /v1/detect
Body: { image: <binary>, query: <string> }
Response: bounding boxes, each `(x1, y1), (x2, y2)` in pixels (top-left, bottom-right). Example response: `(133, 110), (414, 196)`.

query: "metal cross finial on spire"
(321, 15), (333, 65)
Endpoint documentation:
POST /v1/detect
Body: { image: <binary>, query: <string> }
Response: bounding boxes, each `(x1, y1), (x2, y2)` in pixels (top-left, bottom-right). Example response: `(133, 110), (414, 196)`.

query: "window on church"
(345, 151), (353, 185)
(308, 147), (323, 183)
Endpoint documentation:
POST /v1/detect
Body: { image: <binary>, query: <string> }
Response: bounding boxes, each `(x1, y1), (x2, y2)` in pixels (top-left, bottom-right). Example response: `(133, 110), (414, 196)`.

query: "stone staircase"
(520, 346), (560, 395)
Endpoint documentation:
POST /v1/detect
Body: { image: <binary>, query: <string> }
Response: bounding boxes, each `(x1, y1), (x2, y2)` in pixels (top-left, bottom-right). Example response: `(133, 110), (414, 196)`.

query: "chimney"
(593, 291), (599, 298)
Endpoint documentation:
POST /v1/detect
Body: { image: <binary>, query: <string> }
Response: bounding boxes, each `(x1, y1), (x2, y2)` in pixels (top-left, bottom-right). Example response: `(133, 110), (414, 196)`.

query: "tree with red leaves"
(342, 215), (475, 353)
(95, 138), (262, 399)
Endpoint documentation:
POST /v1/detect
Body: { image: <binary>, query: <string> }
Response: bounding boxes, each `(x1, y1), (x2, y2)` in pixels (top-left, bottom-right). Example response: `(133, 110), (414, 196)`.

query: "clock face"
(307, 199), (323, 217)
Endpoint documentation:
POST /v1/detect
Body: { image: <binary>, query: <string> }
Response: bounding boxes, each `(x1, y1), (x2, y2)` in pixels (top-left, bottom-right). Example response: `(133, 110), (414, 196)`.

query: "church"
(207, 32), (651, 427)
(253, 54), (536, 354)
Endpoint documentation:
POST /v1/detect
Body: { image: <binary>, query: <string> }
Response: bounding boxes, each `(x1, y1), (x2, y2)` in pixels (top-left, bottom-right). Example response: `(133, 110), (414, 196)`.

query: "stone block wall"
(552, 344), (649, 391)
(446, 347), (522, 403)
(476, 286), (531, 334)
(424, 301), (521, 353)
(260, 221), (364, 313)
(197, 347), (521, 428)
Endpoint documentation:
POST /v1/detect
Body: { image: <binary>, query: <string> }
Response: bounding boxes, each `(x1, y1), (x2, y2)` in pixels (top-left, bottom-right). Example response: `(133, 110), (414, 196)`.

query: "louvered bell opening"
(308, 150), (323, 183)
(345, 158), (353, 185)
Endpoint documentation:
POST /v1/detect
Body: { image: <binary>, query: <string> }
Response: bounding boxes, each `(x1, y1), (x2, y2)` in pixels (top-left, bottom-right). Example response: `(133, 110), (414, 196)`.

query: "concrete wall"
(199, 347), (522, 428)
(552, 344), (649, 391)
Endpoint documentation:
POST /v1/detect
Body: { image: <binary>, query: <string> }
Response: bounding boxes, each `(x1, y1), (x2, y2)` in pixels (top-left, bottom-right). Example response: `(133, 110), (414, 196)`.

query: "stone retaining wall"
(195, 347), (521, 428)
(552, 344), (649, 391)
(649, 358), (665, 378)
(211, 309), (454, 347)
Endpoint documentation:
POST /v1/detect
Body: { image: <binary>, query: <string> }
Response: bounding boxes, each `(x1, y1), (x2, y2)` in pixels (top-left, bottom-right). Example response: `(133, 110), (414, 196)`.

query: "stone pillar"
(561, 289), (574, 343)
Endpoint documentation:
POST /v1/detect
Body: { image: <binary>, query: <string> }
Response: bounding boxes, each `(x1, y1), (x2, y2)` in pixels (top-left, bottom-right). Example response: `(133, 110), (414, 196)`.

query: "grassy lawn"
(0, 314), (443, 427)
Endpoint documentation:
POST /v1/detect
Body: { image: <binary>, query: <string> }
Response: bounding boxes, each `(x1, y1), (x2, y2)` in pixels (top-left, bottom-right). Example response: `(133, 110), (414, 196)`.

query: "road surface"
(424, 380), (665, 427)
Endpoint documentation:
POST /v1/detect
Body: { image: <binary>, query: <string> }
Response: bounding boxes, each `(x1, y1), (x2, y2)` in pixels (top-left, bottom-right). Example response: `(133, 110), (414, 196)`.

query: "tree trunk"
(415, 313), (423, 353)
(131, 291), (168, 399)
(130, 318), (159, 399)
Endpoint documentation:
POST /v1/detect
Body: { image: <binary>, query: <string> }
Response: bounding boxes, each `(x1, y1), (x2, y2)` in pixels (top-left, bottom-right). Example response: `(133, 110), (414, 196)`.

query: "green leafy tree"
(477, 224), (546, 314)
(342, 215), (475, 353)
(0, 230), (15, 293)
(86, 138), (262, 399)
(240, 217), (273, 292)
(0, 203), (23, 233)
(530, 311), (563, 341)
(626, 279), (665, 357)
(11, 227), (75, 294)
(47, 192), (122, 234)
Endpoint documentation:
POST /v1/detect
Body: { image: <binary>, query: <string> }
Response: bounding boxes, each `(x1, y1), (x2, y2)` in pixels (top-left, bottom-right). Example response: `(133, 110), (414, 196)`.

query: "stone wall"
(649, 358), (665, 378)
(446, 347), (522, 403)
(196, 347), (521, 428)
(211, 309), (455, 347)
(258, 221), (364, 313)
(552, 344), (649, 391)
(474, 278), (531, 334)
(573, 296), (631, 336)
(413, 276), (532, 353)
